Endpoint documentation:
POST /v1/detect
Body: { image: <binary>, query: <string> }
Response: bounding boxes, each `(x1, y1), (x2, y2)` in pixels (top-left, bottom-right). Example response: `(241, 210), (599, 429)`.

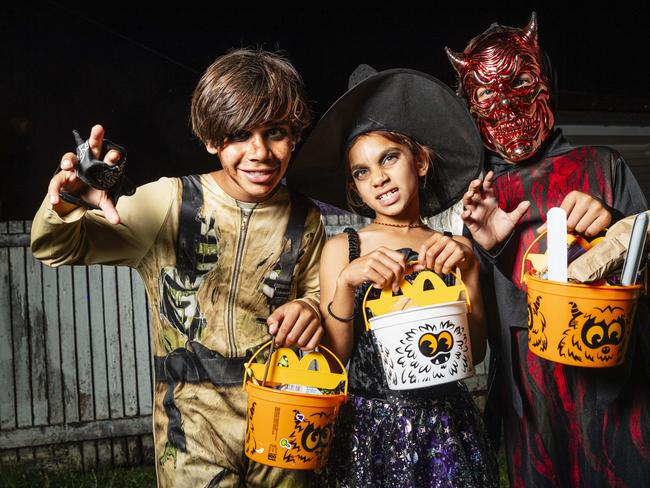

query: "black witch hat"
(288, 65), (483, 217)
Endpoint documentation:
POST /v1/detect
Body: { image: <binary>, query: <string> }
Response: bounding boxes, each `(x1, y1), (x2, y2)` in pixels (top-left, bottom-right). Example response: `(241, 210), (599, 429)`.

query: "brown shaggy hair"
(191, 48), (311, 148)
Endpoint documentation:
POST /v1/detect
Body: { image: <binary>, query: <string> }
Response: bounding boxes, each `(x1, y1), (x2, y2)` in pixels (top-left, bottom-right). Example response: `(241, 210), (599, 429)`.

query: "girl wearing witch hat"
(288, 66), (499, 487)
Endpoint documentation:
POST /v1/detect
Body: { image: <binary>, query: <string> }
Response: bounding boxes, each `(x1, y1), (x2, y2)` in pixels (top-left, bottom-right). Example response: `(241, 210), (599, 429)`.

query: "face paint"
(447, 13), (554, 162)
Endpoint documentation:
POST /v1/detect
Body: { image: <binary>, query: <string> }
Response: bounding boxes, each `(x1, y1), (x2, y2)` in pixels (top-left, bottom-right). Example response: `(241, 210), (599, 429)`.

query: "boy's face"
(208, 122), (294, 202)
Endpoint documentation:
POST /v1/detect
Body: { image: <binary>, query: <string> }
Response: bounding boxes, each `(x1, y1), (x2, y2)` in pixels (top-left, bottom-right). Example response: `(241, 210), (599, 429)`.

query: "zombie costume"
(319, 229), (497, 488)
(31, 174), (325, 487)
(447, 13), (650, 487)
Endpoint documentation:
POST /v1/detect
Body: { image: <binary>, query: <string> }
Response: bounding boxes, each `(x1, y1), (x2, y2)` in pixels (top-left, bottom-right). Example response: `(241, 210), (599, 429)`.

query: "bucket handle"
(362, 262), (471, 332)
(520, 231), (549, 285)
(520, 228), (609, 284)
(242, 341), (348, 396)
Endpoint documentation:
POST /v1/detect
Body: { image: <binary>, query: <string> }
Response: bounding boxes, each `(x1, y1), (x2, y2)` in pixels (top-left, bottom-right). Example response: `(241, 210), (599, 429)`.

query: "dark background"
(3, 3), (650, 220)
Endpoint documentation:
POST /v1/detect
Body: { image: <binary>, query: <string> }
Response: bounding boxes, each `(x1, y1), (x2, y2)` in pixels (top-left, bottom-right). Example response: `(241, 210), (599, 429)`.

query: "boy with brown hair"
(31, 48), (325, 487)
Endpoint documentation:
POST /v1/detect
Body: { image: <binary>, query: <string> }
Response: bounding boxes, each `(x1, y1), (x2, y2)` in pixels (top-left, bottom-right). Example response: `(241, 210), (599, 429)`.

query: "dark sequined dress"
(320, 229), (498, 488)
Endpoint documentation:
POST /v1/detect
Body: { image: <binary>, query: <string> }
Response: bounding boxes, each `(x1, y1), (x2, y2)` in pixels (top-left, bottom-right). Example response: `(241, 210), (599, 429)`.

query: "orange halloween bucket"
(522, 232), (643, 367)
(243, 342), (347, 470)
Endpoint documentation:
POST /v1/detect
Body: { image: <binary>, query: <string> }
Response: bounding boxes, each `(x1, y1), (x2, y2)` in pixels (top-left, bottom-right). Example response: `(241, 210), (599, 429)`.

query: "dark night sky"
(3, 3), (650, 220)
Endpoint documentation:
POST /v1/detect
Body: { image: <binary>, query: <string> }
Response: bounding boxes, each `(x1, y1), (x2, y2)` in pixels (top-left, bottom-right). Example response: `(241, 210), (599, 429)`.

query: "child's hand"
(415, 233), (476, 275)
(461, 170), (530, 250)
(338, 247), (407, 292)
(48, 124), (122, 224)
(537, 191), (612, 236)
(267, 300), (323, 350)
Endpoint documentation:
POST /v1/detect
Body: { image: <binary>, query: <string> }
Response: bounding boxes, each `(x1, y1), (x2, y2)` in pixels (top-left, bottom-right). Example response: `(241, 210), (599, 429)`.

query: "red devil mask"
(446, 13), (554, 163)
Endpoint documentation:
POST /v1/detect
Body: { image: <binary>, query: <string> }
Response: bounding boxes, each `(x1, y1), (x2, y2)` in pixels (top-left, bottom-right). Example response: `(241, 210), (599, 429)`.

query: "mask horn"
(522, 12), (539, 45)
(569, 301), (582, 319)
(445, 47), (468, 75)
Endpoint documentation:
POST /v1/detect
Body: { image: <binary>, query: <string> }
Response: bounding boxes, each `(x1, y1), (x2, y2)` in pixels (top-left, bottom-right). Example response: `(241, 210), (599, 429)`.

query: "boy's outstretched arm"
(461, 170), (531, 251)
(31, 124), (174, 268)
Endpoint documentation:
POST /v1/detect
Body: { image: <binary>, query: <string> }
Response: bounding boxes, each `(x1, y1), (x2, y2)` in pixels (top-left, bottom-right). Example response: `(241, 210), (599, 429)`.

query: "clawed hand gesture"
(461, 171), (531, 250)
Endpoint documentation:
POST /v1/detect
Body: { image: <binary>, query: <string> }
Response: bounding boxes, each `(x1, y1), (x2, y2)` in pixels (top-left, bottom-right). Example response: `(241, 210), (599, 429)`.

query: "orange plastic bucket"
(243, 343), (347, 470)
(522, 232), (643, 367)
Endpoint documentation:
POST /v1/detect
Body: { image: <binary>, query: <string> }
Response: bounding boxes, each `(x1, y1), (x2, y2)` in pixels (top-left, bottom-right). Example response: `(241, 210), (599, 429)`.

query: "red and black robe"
(473, 129), (650, 487)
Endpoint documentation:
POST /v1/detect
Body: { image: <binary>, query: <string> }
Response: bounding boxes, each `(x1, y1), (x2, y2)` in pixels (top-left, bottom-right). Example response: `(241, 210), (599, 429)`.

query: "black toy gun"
(59, 130), (136, 210)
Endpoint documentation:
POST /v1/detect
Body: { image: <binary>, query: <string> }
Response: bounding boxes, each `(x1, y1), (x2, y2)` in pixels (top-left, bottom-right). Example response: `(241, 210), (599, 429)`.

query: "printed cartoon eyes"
(301, 423), (332, 452)
(581, 318), (625, 349)
(584, 324), (605, 347)
(608, 321), (623, 343)
(418, 331), (454, 365)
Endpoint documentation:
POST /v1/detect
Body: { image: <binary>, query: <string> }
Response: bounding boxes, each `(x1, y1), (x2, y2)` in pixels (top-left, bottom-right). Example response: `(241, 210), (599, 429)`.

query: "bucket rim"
(245, 380), (347, 403)
(525, 271), (644, 291)
(368, 299), (467, 325)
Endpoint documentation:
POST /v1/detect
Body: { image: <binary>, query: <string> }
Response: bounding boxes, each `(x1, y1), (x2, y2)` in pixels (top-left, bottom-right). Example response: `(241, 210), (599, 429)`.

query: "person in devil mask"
(446, 12), (650, 487)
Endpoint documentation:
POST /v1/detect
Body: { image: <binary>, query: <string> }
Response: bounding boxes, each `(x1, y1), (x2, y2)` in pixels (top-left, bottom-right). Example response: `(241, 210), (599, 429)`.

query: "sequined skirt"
(319, 388), (498, 488)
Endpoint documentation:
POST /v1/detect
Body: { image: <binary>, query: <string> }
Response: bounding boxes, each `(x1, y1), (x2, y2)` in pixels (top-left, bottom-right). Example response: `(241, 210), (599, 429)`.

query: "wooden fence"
(0, 221), (154, 468)
(0, 216), (488, 470)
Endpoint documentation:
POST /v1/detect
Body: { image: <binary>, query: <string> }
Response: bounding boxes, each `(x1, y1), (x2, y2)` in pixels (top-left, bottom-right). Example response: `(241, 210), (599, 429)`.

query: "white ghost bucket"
(363, 269), (474, 390)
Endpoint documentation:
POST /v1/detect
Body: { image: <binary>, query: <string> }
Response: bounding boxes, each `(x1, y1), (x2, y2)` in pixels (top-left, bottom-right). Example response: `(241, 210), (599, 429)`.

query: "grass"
(498, 442), (510, 487)
(0, 463), (156, 488)
(1, 429), (510, 487)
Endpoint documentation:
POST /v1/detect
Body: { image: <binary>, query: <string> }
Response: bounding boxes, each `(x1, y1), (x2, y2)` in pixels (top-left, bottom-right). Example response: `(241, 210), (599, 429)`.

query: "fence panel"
(0, 222), (155, 469)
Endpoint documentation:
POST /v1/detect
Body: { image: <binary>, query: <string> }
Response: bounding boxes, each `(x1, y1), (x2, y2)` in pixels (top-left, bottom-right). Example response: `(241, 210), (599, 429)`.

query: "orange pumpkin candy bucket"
(242, 342), (347, 470)
(522, 231), (643, 367)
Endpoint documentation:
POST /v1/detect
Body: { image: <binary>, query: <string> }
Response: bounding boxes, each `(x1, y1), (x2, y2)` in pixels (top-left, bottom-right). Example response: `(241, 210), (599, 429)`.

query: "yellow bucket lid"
(363, 268), (470, 331)
(244, 343), (348, 393)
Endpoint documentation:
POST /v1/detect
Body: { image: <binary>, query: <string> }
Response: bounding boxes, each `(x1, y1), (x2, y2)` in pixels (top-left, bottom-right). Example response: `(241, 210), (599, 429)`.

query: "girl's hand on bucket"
(536, 191), (612, 237)
(461, 171), (530, 250)
(416, 234), (476, 275)
(338, 247), (407, 292)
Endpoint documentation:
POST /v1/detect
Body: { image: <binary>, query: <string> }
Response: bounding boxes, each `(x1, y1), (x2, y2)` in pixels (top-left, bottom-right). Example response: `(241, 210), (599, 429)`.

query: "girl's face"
(348, 133), (428, 220)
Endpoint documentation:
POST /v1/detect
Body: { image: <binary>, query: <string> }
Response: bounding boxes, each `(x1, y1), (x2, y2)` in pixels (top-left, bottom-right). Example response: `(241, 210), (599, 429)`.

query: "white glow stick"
(547, 207), (568, 282)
